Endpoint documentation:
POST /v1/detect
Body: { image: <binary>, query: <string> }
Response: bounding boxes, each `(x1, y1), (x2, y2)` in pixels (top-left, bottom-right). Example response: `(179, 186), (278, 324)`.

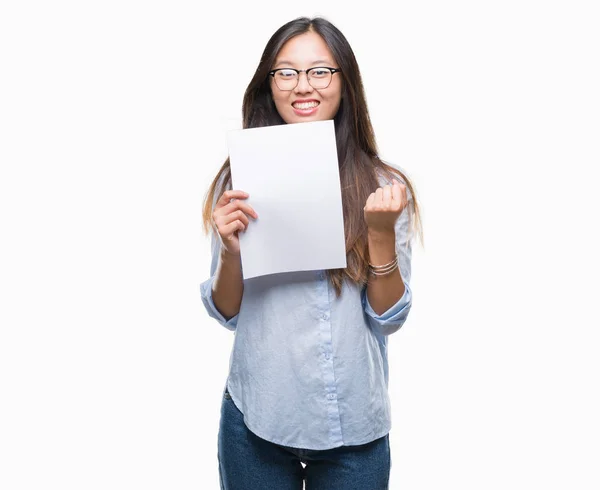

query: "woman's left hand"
(363, 179), (408, 234)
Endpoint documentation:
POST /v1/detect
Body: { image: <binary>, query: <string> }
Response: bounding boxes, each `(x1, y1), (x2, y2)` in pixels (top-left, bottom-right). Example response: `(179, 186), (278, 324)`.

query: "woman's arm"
(200, 188), (257, 327)
(212, 248), (244, 320)
(363, 177), (412, 319)
(366, 229), (406, 315)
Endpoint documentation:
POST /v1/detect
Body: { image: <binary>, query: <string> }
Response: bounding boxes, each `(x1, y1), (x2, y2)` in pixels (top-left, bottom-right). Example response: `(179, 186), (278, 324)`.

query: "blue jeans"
(218, 385), (391, 489)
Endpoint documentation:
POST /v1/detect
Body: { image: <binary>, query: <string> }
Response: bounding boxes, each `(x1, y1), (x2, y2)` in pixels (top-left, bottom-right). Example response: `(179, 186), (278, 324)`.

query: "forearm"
(212, 250), (244, 320)
(366, 229), (406, 316)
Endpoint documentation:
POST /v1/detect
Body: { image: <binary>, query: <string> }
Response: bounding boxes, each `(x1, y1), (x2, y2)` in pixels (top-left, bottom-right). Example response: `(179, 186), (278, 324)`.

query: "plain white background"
(1, 1), (599, 489)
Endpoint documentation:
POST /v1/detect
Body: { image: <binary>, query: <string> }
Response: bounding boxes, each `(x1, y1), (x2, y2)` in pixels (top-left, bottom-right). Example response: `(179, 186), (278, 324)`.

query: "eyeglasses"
(268, 67), (342, 91)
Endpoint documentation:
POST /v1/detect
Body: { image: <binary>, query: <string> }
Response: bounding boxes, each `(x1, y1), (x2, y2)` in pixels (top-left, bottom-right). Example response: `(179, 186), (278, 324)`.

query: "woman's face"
(270, 31), (343, 124)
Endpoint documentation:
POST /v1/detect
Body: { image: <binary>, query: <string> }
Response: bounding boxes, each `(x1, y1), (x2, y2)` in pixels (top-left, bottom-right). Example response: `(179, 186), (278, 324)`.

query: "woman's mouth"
(292, 100), (320, 116)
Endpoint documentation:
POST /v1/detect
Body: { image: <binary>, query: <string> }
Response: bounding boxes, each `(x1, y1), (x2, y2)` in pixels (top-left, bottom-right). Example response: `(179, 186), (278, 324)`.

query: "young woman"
(201, 16), (422, 490)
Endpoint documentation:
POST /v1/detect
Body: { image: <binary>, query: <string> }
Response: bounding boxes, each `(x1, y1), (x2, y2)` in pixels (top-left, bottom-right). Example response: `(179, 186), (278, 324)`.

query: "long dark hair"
(202, 16), (423, 297)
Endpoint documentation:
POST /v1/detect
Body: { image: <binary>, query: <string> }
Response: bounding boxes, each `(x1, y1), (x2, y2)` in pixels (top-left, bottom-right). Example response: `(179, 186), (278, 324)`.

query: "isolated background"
(1, 1), (599, 489)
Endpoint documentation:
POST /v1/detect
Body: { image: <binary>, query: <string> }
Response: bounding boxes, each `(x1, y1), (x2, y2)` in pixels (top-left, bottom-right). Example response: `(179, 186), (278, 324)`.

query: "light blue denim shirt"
(200, 171), (413, 450)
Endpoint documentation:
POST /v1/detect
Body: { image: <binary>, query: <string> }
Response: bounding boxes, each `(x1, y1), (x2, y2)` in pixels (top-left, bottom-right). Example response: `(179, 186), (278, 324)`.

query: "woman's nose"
(294, 72), (313, 93)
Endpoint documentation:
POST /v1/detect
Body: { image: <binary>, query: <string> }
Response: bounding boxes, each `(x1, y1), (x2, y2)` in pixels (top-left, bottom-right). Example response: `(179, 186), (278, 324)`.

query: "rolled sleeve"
(200, 274), (239, 331)
(199, 229), (239, 332)
(362, 282), (412, 336)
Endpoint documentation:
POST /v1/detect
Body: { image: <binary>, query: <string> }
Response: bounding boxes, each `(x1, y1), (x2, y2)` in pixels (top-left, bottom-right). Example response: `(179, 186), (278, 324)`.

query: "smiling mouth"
(292, 101), (320, 109)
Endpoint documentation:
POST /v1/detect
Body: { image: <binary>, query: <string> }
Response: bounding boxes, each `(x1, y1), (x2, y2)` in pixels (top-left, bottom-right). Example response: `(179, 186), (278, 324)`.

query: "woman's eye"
(279, 70), (296, 78)
(311, 69), (328, 77)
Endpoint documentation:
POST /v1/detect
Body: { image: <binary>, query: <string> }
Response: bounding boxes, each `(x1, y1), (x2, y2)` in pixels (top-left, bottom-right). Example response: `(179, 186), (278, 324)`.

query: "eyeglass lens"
(273, 68), (333, 90)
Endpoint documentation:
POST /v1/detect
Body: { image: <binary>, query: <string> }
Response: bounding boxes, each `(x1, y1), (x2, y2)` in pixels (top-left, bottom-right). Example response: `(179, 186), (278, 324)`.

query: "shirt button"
(324, 353), (331, 360)
(321, 314), (328, 321)
(327, 393), (336, 400)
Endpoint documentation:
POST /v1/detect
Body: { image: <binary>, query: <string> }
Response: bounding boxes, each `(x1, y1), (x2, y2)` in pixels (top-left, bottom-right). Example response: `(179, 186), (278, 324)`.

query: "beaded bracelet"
(368, 255), (399, 276)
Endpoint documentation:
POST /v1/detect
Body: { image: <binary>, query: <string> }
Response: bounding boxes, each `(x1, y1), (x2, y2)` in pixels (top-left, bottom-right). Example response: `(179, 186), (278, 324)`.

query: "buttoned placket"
(315, 270), (343, 446)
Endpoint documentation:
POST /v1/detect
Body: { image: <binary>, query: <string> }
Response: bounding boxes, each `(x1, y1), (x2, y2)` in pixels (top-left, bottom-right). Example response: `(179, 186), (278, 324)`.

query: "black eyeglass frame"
(268, 67), (342, 90)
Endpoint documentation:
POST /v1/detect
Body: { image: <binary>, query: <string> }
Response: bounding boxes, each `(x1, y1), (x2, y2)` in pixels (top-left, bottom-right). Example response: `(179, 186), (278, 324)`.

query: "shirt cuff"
(199, 276), (239, 331)
(362, 282), (412, 330)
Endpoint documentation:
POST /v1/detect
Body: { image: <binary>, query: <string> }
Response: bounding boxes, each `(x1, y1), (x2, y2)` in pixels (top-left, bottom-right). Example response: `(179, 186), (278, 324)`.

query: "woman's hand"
(212, 190), (258, 256)
(363, 179), (408, 235)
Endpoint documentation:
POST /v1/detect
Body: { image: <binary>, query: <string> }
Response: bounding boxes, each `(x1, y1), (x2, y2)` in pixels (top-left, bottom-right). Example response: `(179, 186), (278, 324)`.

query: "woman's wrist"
(367, 227), (396, 265)
(220, 247), (242, 263)
(367, 227), (395, 242)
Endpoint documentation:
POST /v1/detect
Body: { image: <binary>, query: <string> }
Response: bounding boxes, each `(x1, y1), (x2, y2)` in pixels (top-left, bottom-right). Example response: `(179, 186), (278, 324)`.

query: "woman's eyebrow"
(273, 59), (333, 68)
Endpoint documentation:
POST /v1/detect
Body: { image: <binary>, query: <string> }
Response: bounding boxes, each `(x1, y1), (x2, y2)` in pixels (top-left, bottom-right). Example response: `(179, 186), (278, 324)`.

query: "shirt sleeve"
(199, 228), (239, 332)
(362, 176), (414, 336)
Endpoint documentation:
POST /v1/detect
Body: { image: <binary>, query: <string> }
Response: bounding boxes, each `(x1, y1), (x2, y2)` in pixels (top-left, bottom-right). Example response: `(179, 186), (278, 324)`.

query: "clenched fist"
(363, 179), (408, 234)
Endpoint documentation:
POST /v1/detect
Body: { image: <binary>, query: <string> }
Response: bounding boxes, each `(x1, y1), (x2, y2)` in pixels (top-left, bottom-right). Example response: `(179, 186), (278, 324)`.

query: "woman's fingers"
(215, 189), (249, 209)
(215, 209), (250, 229)
(364, 180), (408, 218)
(391, 179), (402, 203)
(220, 219), (246, 239)
(217, 200), (258, 220)
(391, 179), (407, 210)
(382, 185), (392, 207)
(214, 190), (258, 219)
(212, 189), (260, 247)
(374, 187), (384, 206)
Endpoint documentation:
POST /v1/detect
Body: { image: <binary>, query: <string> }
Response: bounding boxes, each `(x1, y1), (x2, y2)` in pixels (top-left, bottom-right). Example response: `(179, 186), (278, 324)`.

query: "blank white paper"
(226, 120), (347, 280)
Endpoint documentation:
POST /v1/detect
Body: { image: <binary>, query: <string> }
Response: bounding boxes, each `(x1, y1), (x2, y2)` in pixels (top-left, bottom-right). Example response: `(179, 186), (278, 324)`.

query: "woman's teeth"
(293, 101), (319, 109)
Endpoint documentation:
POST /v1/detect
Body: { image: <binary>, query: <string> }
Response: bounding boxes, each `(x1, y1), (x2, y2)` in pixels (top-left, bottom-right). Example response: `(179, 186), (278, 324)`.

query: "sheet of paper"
(226, 120), (347, 280)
